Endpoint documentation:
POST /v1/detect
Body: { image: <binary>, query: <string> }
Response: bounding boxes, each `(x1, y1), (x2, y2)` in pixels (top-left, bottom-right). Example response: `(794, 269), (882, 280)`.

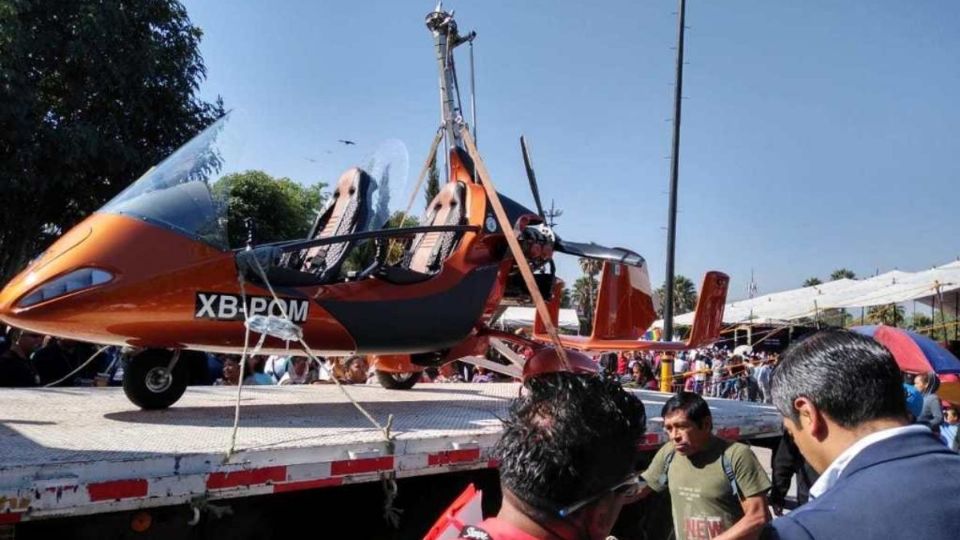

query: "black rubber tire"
(375, 370), (419, 390)
(122, 349), (189, 409)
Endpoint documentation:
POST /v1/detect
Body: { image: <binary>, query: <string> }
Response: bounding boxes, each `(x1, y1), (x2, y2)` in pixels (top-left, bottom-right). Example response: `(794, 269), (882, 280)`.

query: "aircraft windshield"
(100, 112), (410, 253)
(100, 114), (235, 250)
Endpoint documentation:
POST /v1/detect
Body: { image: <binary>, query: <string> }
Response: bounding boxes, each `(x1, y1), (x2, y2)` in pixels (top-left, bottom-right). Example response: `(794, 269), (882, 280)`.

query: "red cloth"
(459, 518), (541, 540)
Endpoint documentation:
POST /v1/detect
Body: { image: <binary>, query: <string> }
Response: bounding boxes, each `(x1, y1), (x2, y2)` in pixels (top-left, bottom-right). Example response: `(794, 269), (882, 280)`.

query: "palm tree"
(559, 286), (572, 309)
(867, 304), (905, 327)
(830, 268), (856, 280)
(577, 257), (603, 320)
(803, 277), (823, 287)
(655, 275), (698, 317)
(572, 275), (598, 333)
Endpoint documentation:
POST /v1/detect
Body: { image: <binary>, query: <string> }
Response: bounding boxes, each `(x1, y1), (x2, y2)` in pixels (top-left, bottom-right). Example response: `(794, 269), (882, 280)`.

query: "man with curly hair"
(458, 372), (647, 540)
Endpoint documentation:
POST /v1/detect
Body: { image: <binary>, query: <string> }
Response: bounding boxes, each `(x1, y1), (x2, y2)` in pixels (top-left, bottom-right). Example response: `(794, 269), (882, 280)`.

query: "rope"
(43, 344), (111, 388)
(246, 255), (395, 441)
(225, 269), (255, 461)
(460, 126), (571, 372)
(241, 255), (401, 525)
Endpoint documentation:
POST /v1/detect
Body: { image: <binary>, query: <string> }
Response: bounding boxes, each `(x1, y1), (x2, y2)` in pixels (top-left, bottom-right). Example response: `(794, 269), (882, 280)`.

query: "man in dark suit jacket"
(764, 329), (960, 539)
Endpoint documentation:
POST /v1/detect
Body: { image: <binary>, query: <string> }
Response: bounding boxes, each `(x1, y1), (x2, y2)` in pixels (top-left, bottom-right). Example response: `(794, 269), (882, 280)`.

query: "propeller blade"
(520, 135), (546, 219)
(553, 238), (646, 268)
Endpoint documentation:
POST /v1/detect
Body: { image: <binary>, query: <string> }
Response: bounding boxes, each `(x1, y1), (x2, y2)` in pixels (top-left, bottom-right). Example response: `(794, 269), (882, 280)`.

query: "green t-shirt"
(641, 436), (771, 540)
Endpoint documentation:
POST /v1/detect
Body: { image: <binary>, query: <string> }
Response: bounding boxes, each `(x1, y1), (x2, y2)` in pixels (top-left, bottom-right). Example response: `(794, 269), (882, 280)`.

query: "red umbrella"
(851, 325), (960, 403)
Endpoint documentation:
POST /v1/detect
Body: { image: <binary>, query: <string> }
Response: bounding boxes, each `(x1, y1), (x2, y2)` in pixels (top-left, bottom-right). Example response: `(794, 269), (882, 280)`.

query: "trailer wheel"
(375, 370), (419, 390)
(123, 349), (189, 409)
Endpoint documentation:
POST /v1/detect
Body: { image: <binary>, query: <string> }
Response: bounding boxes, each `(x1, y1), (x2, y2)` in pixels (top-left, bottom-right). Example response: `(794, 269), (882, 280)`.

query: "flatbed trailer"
(0, 383), (781, 537)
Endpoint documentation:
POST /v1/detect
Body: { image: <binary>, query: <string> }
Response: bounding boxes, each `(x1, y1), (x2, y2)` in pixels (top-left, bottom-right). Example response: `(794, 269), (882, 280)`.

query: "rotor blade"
(463, 126), (571, 372)
(520, 135), (546, 219)
(554, 239), (646, 268)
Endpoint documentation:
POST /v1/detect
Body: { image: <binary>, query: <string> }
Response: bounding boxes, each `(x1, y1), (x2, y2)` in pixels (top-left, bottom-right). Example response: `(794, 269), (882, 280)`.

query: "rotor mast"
(425, 5), (475, 180)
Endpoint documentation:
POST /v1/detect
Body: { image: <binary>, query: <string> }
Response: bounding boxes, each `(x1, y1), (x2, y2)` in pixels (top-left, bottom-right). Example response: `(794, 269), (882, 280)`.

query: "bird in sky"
(337, 139), (356, 146)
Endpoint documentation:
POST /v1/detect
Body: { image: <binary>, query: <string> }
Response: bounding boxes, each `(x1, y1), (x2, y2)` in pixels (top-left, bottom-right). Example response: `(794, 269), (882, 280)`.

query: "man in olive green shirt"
(640, 392), (771, 540)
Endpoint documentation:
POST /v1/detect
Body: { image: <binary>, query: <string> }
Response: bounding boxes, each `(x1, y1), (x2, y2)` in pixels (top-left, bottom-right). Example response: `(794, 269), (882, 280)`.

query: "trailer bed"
(0, 383), (781, 523)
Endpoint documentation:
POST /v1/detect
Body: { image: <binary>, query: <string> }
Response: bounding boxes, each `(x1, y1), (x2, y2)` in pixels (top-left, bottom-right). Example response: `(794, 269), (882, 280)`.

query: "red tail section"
(532, 268), (729, 352)
(685, 271), (729, 347)
(533, 281), (563, 337)
(590, 261), (658, 340)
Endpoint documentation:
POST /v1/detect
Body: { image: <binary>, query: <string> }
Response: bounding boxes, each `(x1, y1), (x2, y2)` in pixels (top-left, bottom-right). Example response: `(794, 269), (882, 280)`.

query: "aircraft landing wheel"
(123, 349), (188, 409)
(375, 370), (419, 390)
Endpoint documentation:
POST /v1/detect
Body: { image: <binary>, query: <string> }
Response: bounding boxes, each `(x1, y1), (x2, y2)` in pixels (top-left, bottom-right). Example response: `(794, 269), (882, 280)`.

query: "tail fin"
(590, 261), (658, 340)
(685, 271), (729, 347)
(533, 280), (563, 336)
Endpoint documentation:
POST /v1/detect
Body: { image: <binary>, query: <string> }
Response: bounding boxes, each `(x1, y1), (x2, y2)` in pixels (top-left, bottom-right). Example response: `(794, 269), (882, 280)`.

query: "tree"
(655, 275), (699, 318)
(212, 171), (326, 248)
(909, 313), (934, 331)
(343, 211), (419, 274)
(559, 287), (572, 309)
(572, 275), (598, 334)
(830, 268), (856, 280)
(577, 258), (603, 323)
(424, 153), (440, 208)
(0, 0), (224, 281)
(867, 304), (906, 327)
(803, 277), (823, 287)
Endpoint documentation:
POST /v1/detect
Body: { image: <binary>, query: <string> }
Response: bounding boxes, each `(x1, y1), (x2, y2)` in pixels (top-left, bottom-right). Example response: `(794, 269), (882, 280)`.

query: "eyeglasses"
(557, 473), (646, 518)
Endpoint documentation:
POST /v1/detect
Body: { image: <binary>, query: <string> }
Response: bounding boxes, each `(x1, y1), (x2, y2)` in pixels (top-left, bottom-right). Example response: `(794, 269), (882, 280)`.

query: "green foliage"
(830, 268), (856, 280)
(425, 153), (440, 208)
(560, 287), (572, 309)
(909, 313), (934, 331)
(0, 0), (224, 280)
(655, 275), (699, 317)
(575, 258), (603, 332)
(817, 308), (851, 328)
(343, 211), (420, 274)
(212, 171), (326, 248)
(572, 275), (598, 333)
(803, 277), (823, 287)
(867, 304), (906, 327)
(908, 311), (958, 342)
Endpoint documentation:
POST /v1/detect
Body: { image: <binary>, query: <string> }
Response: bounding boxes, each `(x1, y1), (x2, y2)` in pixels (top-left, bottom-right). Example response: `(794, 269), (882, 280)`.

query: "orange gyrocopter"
(0, 7), (728, 409)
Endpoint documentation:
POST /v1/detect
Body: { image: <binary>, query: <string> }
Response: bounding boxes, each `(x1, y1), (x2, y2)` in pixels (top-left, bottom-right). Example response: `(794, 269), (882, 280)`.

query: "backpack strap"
(721, 447), (741, 500)
(658, 449), (676, 488)
(660, 445), (740, 499)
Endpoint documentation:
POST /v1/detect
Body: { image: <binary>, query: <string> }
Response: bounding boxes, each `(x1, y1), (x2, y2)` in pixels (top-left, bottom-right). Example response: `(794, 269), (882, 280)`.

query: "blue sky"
(181, 1), (960, 301)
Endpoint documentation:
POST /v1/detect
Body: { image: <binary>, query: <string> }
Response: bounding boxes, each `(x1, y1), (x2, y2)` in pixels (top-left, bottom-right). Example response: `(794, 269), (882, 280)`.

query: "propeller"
(462, 126), (572, 371)
(519, 136), (645, 269)
(520, 135), (546, 220)
(553, 239), (645, 268)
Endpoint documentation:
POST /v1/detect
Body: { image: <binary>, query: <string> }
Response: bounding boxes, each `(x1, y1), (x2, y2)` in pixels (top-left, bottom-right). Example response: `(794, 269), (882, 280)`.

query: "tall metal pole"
(663, 0), (686, 343)
(660, 0), (686, 393)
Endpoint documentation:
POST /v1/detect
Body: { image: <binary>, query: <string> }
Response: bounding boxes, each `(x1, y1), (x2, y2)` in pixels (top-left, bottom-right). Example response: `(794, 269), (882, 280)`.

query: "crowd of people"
(454, 329), (960, 540)
(0, 325), (514, 388)
(595, 348), (778, 402)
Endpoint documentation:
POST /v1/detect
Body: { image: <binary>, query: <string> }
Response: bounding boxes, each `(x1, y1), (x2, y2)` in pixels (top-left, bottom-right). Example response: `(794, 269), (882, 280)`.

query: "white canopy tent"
(658, 260), (960, 328)
(497, 307), (581, 332)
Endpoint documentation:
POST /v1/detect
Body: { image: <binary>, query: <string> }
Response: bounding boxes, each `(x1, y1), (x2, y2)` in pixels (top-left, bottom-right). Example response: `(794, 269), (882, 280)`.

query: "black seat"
(378, 181), (466, 284)
(286, 167), (370, 283)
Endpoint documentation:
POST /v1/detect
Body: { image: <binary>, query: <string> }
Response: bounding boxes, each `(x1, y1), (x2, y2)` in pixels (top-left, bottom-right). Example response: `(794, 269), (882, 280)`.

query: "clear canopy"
(100, 111), (409, 251)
